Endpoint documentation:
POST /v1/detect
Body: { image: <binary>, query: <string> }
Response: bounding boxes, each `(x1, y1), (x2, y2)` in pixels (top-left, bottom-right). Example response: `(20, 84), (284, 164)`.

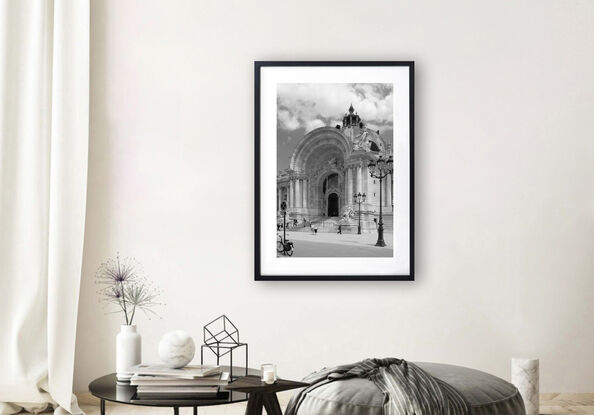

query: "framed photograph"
(255, 61), (414, 281)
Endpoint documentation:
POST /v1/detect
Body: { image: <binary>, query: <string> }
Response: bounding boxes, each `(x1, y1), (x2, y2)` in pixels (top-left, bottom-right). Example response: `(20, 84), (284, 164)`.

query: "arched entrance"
(327, 193), (339, 217)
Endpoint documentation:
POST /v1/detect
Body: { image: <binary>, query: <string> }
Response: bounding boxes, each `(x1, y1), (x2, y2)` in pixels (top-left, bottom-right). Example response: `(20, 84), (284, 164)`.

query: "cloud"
(278, 109), (300, 130)
(277, 83), (393, 132)
(305, 119), (326, 131)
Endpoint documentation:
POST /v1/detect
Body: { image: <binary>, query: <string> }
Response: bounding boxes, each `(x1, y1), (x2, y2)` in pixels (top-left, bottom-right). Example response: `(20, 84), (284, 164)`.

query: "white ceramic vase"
(116, 325), (141, 381)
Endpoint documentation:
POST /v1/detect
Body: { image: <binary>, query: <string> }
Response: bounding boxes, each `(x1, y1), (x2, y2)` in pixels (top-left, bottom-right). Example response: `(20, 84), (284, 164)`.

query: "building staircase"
(283, 211), (393, 234)
(292, 217), (342, 233)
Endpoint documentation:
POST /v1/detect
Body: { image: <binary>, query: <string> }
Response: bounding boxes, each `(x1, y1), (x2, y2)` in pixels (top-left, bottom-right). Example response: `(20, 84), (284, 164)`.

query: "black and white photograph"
(256, 62), (414, 280)
(276, 83), (395, 258)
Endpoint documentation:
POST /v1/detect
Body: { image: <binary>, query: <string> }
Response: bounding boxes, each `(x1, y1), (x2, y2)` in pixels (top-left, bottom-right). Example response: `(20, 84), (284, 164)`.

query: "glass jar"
(261, 363), (277, 384)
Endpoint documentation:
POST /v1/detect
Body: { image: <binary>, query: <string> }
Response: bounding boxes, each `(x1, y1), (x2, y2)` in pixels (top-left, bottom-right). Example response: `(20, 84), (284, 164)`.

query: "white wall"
(74, 0), (594, 392)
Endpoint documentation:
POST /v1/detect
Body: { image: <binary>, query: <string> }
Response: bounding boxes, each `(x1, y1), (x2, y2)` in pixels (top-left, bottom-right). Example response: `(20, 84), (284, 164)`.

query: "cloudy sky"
(277, 83), (394, 171)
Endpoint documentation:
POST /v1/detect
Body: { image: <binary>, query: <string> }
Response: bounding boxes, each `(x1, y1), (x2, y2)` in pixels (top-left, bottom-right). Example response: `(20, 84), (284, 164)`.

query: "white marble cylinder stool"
(511, 357), (539, 415)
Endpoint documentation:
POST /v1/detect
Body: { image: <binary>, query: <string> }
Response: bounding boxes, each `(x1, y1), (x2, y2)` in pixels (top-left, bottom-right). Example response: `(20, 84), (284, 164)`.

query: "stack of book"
(129, 364), (230, 402)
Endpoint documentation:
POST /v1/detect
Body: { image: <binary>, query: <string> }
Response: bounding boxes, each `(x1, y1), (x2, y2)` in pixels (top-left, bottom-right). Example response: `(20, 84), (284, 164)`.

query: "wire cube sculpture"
(200, 315), (248, 379)
(204, 315), (240, 347)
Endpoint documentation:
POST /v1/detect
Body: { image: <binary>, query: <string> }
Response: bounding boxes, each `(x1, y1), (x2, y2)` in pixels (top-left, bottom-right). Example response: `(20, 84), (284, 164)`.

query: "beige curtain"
(0, 1), (89, 414)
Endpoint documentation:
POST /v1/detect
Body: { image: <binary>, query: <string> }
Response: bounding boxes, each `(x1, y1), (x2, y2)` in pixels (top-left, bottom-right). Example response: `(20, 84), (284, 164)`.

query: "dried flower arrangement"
(95, 254), (162, 325)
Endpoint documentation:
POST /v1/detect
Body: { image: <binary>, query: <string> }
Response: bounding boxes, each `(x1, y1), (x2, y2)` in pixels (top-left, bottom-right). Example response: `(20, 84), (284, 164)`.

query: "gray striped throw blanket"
(285, 358), (469, 415)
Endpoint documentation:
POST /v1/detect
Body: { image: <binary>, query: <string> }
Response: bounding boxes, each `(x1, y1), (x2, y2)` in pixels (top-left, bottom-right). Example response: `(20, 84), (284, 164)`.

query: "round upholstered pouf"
(292, 362), (526, 415)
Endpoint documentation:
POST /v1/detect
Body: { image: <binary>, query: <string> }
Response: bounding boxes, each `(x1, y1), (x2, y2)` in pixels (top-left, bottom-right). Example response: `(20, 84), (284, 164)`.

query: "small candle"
(263, 370), (275, 384)
(261, 363), (277, 384)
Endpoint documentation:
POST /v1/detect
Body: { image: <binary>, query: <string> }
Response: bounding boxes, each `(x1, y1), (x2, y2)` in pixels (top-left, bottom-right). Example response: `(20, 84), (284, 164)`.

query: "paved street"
(277, 231), (393, 257)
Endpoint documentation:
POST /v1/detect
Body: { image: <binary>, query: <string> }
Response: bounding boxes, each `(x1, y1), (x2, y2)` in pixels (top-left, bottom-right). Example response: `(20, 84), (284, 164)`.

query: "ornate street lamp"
(280, 201), (287, 243)
(368, 155), (393, 247)
(353, 192), (366, 235)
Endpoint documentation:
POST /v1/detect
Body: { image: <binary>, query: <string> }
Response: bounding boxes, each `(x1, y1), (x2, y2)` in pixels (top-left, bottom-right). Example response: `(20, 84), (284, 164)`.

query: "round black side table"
(89, 366), (258, 415)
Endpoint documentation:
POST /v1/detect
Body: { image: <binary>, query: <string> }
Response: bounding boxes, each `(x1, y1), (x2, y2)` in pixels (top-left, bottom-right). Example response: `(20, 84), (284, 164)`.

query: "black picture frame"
(255, 61), (414, 281)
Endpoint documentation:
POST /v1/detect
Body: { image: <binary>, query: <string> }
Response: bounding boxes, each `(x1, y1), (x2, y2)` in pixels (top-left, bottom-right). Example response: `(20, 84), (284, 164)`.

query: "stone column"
(346, 173), (350, 205)
(356, 163), (363, 195)
(386, 174), (392, 212)
(289, 180), (294, 208)
(347, 167), (353, 204)
(363, 164), (368, 196)
(349, 166), (355, 204)
(343, 174), (348, 206)
(303, 179), (308, 208)
(351, 167), (356, 201)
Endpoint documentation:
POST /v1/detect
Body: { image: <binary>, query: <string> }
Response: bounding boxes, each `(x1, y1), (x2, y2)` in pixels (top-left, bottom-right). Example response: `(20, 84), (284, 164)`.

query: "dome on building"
(342, 104), (361, 128)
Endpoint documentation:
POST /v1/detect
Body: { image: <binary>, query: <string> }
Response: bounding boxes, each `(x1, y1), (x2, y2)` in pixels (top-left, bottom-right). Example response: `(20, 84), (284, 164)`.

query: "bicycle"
(277, 234), (294, 256)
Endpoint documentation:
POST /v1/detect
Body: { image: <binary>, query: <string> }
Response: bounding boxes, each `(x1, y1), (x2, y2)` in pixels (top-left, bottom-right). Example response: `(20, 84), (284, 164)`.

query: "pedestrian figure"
(373, 218), (378, 229)
(337, 224), (342, 234)
(310, 224), (315, 234)
(314, 226), (318, 235)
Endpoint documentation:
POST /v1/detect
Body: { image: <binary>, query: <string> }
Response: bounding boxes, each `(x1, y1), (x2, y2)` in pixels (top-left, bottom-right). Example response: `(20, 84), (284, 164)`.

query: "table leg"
(100, 399), (105, 415)
(245, 393), (264, 415)
(193, 407), (197, 415)
(262, 394), (283, 415)
(173, 407), (179, 415)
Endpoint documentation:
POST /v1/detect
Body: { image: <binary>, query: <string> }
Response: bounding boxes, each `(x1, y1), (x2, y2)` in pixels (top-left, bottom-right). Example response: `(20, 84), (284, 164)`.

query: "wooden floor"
(540, 394), (594, 415)
(75, 392), (594, 415)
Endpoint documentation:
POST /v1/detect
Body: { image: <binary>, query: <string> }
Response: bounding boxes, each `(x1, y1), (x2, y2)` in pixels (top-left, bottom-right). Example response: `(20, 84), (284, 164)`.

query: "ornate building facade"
(277, 105), (393, 232)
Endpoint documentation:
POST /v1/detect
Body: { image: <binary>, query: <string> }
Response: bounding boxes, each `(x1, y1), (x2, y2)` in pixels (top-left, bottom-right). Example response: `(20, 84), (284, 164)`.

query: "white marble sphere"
(158, 330), (195, 368)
